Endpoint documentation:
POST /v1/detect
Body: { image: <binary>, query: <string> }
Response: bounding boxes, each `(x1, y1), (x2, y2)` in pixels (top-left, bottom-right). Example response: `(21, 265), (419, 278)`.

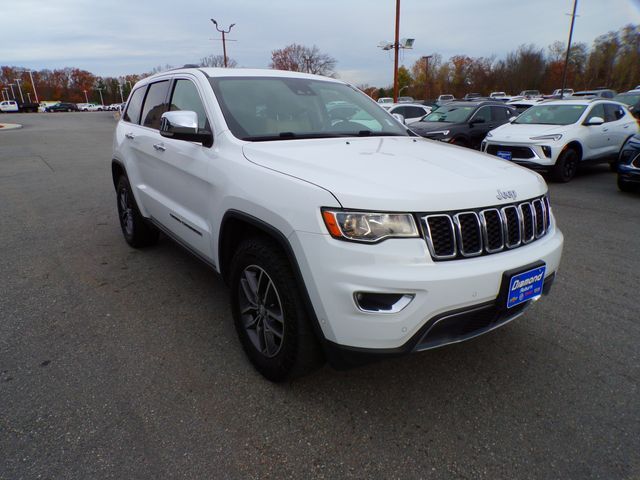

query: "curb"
(0, 123), (23, 131)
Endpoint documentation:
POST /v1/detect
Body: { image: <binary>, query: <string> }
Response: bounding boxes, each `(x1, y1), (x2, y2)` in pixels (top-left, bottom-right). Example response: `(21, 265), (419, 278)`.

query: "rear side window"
(123, 87), (146, 124)
(491, 106), (510, 121)
(169, 79), (210, 130)
(406, 106), (427, 118)
(141, 80), (170, 130)
(604, 103), (625, 122)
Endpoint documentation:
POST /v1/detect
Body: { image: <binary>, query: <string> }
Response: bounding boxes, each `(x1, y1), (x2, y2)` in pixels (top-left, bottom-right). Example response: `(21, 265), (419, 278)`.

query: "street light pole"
(27, 92), (31, 102)
(118, 83), (124, 102)
(392, 0), (401, 103)
(422, 55), (433, 100)
(560, 0), (578, 100)
(210, 19), (235, 67)
(8, 84), (16, 100)
(14, 78), (25, 103)
(96, 87), (104, 106)
(83, 90), (89, 103)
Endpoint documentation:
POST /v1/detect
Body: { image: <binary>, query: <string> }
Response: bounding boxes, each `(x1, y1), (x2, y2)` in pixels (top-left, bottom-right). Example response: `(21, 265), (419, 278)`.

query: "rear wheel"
(115, 175), (159, 248)
(551, 148), (579, 182)
(230, 238), (323, 381)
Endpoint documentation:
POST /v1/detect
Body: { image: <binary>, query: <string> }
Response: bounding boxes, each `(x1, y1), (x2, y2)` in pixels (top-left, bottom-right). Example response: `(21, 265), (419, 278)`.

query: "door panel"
(582, 104), (609, 159)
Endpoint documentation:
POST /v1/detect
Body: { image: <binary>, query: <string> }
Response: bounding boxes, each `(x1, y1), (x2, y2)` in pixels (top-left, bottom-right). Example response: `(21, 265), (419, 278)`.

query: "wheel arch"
(563, 140), (583, 160)
(111, 159), (126, 190)
(218, 209), (330, 348)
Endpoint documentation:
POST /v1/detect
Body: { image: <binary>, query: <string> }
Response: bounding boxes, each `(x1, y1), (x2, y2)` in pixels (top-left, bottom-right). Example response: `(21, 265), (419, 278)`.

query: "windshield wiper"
(242, 131), (406, 141)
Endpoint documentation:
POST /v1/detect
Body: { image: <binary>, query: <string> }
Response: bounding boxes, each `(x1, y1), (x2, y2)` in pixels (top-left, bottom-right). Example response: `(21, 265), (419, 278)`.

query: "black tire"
(115, 175), (159, 248)
(551, 148), (579, 183)
(609, 160), (618, 172)
(617, 175), (636, 193)
(230, 238), (323, 381)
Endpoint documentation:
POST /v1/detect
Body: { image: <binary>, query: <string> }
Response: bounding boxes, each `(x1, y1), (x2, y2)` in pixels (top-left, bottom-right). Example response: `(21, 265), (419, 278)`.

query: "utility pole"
(211, 19), (235, 67)
(422, 55), (433, 100)
(14, 78), (25, 103)
(392, 0), (401, 102)
(560, 0), (578, 99)
(27, 70), (39, 103)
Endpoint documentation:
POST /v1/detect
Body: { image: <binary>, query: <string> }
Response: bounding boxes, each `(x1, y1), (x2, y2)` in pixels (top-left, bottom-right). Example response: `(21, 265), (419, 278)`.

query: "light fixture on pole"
(377, 0), (414, 103)
(210, 19), (235, 68)
(14, 78), (25, 103)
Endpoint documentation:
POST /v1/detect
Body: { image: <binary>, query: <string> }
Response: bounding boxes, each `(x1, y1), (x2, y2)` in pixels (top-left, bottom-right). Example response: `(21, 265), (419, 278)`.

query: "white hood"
(489, 123), (567, 143)
(242, 136), (546, 211)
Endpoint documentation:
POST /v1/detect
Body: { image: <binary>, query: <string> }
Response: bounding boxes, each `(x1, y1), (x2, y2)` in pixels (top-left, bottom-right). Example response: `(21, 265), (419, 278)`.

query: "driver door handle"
(125, 132), (135, 139)
(153, 143), (166, 152)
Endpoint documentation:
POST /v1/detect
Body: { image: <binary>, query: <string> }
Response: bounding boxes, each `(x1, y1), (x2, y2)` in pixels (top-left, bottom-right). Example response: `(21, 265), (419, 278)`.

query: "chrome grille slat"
(421, 196), (550, 261)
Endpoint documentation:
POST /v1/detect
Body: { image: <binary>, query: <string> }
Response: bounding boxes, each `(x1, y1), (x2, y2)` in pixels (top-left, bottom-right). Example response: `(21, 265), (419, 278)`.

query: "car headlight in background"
(425, 130), (450, 136)
(530, 134), (563, 141)
(322, 209), (419, 242)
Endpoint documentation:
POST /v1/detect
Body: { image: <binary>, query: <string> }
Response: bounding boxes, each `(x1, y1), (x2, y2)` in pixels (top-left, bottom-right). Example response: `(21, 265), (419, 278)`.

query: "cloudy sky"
(3, 0), (639, 86)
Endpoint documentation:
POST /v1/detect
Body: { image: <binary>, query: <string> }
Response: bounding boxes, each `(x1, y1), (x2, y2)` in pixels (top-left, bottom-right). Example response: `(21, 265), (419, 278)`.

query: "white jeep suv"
(112, 67), (564, 381)
(483, 99), (639, 182)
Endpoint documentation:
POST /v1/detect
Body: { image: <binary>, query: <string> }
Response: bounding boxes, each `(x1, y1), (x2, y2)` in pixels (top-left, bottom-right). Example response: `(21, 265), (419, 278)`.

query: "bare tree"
(270, 44), (336, 77)
(200, 55), (237, 68)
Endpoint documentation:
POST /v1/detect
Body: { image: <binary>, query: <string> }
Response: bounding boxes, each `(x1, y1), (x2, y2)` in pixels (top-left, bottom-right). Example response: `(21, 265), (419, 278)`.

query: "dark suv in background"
(45, 102), (79, 112)
(409, 101), (516, 149)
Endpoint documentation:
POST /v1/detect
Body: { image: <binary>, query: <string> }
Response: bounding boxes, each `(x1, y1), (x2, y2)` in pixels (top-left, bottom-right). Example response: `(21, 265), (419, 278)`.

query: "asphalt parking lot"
(1, 112), (639, 479)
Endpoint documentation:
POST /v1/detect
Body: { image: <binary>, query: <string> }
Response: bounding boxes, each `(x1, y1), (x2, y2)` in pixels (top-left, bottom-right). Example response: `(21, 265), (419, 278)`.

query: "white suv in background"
(387, 103), (432, 124)
(483, 99), (639, 182)
(112, 67), (564, 381)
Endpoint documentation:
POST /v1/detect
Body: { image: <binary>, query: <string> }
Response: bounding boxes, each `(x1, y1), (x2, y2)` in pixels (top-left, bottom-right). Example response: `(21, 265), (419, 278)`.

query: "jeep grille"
(422, 197), (550, 261)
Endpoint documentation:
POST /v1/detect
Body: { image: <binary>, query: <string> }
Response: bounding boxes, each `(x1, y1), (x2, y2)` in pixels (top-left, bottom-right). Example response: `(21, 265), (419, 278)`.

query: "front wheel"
(551, 148), (579, 183)
(115, 175), (159, 248)
(230, 238), (323, 381)
(618, 176), (636, 193)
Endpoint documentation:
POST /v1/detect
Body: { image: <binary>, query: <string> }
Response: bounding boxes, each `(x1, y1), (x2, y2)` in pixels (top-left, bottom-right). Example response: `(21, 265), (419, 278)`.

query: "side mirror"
(391, 113), (406, 124)
(470, 117), (485, 125)
(584, 116), (604, 126)
(160, 111), (213, 146)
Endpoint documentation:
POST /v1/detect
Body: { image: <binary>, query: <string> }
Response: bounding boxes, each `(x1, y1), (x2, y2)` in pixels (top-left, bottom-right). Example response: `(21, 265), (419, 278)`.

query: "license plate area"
(497, 150), (512, 160)
(506, 265), (546, 308)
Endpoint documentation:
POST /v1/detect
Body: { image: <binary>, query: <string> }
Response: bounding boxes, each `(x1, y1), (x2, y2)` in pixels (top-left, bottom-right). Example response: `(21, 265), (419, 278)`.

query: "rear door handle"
(153, 143), (166, 152)
(125, 132), (135, 139)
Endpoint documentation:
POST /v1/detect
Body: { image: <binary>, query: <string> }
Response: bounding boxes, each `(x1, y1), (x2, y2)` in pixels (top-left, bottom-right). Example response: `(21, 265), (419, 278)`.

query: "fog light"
(541, 145), (552, 158)
(354, 292), (414, 313)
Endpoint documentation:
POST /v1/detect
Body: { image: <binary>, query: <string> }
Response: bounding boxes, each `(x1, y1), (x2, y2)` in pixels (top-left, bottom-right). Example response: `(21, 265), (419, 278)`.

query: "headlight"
(530, 134), (563, 141)
(426, 130), (450, 136)
(321, 209), (419, 243)
(486, 131), (493, 138)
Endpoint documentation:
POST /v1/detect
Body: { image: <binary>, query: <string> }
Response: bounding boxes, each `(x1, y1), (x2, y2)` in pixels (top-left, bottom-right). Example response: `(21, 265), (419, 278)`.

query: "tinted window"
(141, 81), (170, 130)
(406, 106), (427, 118)
(123, 87), (146, 124)
(604, 103), (625, 122)
(169, 79), (210, 130)
(586, 104), (605, 122)
(391, 106), (408, 116)
(423, 105), (475, 123)
(472, 106), (491, 122)
(491, 106), (510, 121)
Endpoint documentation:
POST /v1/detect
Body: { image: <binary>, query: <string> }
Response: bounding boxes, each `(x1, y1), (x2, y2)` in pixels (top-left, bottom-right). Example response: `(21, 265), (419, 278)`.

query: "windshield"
(514, 104), (587, 125)
(614, 93), (640, 106)
(209, 77), (407, 141)
(421, 105), (475, 123)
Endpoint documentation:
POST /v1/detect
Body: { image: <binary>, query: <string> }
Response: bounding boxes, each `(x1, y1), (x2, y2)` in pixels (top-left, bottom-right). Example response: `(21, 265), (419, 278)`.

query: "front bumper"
(290, 220), (564, 356)
(482, 140), (559, 169)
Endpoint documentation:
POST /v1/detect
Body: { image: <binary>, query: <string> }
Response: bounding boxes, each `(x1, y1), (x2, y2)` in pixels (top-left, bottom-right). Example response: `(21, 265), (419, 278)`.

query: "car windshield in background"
(209, 77), (407, 141)
(421, 106), (475, 123)
(614, 93), (640, 106)
(513, 104), (587, 125)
